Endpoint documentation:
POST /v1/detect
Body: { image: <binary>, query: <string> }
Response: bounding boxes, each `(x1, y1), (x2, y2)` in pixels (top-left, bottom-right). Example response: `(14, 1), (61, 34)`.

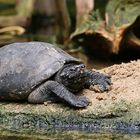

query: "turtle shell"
(0, 42), (82, 100)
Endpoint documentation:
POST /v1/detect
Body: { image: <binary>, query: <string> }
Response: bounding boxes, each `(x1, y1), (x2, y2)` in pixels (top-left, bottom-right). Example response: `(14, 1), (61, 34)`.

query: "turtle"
(0, 42), (111, 108)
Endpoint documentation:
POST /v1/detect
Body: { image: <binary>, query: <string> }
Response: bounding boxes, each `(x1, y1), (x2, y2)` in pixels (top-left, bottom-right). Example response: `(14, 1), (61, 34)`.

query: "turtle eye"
(70, 68), (74, 72)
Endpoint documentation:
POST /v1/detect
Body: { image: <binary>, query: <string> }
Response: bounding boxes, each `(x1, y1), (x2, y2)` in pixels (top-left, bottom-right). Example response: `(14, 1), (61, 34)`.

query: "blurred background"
(0, 0), (140, 69)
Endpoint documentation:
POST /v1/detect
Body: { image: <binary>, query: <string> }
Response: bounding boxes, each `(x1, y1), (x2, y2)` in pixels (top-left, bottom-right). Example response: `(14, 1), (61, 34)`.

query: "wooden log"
(71, 0), (140, 55)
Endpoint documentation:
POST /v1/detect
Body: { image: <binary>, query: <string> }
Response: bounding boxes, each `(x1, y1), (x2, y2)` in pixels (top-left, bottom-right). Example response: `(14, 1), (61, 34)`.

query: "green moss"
(0, 89), (140, 133)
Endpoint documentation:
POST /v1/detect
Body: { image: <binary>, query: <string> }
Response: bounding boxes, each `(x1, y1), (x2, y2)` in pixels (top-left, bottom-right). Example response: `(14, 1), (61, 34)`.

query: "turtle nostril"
(80, 64), (85, 68)
(70, 68), (74, 72)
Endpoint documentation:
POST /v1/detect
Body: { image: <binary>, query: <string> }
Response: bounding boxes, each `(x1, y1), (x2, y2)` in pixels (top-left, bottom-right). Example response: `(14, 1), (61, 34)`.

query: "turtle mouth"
(77, 64), (85, 73)
(79, 64), (86, 77)
(80, 67), (85, 74)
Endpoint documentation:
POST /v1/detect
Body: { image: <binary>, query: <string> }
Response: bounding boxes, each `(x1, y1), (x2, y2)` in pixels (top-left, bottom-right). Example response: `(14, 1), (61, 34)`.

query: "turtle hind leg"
(28, 80), (89, 108)
(28, 82), (58, 104)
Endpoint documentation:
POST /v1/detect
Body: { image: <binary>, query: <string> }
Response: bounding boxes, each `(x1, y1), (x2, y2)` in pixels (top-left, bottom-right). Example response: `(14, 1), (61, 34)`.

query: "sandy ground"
(80, 59), (140, 113)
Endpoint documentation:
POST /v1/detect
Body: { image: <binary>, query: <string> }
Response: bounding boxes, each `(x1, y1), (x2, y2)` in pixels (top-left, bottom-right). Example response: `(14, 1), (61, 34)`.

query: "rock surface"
(0, 60), (140, 133)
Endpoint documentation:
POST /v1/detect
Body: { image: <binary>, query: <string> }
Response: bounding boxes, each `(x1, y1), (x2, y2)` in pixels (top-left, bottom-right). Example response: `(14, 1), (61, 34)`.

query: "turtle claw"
(98, 84), (109, 92)
(74, 96), (90, 108)
(90, 74), (112, 92)
(106, 76), (112, 85)
(96, 75), (112, 92)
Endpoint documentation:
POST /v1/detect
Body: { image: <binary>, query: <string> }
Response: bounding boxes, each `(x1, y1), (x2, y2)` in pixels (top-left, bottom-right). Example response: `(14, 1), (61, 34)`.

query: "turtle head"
(59, 63), (86, 92)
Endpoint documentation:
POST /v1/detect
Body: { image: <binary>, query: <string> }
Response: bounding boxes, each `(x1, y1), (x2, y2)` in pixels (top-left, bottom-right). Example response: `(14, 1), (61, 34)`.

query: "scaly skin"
(28, 80), (89, 108)
(84, 70), (111, 92)
(28, 63), (111, 108)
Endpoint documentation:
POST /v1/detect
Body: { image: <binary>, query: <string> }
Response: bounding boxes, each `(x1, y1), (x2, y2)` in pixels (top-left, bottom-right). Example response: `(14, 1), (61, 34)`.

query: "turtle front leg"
(84, 70), (111, 92)
(28, 80), (89, 108)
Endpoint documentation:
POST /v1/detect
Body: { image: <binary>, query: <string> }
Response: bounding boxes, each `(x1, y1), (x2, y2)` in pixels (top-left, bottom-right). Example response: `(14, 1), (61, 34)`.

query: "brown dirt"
(80, 59), (140, 113)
